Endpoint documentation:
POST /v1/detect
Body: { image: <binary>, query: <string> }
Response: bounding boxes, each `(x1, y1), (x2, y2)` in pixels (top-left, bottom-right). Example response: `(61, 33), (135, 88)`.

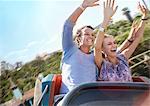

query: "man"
(60, 0), (100, 94)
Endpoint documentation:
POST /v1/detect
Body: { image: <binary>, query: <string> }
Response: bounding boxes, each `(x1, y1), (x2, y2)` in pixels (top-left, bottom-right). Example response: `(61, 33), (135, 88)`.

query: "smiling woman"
(94, 0), (149, 82)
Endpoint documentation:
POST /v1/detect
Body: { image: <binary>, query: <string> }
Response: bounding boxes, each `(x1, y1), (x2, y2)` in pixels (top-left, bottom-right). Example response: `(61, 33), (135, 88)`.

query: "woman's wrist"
(141, 15), (149, 20)
(141, 17), (149, 21)
(101, 19), (110, 29)
(142, 15), (147, 18)
(127, 37), (134, 43)
(128, 39), (134, 43)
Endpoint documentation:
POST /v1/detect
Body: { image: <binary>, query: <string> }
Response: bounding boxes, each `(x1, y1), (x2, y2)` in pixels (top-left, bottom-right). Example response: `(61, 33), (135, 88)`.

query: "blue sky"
(0, 0), (150, 64)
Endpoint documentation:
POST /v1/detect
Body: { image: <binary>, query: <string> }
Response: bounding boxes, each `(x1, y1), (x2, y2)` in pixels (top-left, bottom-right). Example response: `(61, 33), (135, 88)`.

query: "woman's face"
(80, 27), (95, 47)
(102, 36), (117, 57)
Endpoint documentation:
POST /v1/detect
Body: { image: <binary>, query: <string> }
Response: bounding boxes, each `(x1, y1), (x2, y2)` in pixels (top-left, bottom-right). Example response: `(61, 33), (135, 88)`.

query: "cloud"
(4, 41), (38, 59)
(26, 41), (38, 48)
(4, 39), (58, 64)
(15, 55), (28, 61)
(5, 48), (28, 58)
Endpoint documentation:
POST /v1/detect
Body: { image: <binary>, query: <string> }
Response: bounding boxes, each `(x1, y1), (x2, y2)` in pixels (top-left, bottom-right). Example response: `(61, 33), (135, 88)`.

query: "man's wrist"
(79, 4), (87, 11)
(79, 5), (85, 11)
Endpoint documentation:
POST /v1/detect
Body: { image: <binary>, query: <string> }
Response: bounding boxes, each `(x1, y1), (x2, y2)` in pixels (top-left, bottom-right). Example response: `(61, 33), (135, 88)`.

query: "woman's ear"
(102, 45), (104, 52)
(101, 51), (105, 58)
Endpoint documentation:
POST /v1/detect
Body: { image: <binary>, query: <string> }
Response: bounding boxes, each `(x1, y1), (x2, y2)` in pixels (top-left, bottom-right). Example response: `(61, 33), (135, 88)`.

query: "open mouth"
(110, 48), (117, 52)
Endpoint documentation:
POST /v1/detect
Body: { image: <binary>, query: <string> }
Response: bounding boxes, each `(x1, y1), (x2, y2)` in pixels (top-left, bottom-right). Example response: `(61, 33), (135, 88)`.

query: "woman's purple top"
(98, 52), (132, 82)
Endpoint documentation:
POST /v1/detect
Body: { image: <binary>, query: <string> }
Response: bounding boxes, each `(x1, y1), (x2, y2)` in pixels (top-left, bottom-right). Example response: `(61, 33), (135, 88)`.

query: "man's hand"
(82, 0), (100, 9)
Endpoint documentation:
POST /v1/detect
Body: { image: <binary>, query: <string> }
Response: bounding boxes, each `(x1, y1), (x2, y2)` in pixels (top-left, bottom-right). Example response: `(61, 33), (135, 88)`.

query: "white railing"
(129, 50), (150, 69)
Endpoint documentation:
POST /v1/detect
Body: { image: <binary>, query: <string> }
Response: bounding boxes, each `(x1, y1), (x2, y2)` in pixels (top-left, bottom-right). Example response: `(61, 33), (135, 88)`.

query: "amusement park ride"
(4, 0), (149, 105)
(36, 50), (150, 106)
(38, 74), (150, 106)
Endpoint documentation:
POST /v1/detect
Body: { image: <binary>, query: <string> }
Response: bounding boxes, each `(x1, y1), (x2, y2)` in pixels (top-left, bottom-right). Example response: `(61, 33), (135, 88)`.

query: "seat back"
(41, 74), (54, 106)
(49, 74), (62, 106)
(53, 74), (62, 96)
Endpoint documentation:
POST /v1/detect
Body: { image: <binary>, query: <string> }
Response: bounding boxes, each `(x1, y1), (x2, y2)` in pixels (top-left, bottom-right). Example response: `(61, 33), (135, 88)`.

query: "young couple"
(60, 0), (147, 94)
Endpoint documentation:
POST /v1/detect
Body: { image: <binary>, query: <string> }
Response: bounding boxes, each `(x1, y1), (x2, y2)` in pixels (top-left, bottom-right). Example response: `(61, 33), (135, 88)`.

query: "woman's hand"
(101, 0), (117, 28)
(128, 21), (138, 39)
(82, 0), (99, 9)
(138, 2), (148, 19)
(103, 0), (118, 21)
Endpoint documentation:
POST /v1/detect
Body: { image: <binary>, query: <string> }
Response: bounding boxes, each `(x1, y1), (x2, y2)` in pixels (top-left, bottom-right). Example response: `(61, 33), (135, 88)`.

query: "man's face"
(80, 27), (95, 47)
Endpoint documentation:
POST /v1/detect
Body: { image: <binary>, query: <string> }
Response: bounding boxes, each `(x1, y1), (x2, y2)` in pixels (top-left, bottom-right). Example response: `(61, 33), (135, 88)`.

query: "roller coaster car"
(41, 74), (150, 106)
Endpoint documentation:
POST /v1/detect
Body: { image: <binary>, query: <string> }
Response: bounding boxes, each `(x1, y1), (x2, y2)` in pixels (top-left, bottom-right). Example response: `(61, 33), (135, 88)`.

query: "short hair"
(74, 25), (94, 47)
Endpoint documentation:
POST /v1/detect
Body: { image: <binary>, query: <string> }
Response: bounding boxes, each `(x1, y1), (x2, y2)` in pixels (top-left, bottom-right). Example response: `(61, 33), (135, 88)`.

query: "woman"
(94, 2), (148, 82)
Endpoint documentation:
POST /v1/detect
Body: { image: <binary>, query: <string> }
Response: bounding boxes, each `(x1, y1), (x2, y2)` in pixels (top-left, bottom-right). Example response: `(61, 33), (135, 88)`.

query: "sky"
(0, 0), (150, 64)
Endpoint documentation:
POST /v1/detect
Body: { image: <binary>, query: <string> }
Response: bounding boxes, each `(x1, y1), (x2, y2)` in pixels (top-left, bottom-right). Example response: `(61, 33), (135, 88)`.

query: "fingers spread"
(138, 2), (148, 14)
(92, 3), (99, 7)
(104, 1), (106, 8)
(142, 5), (146, 12)
(114, 6), (118, 14)
(106, 0), (116, 8)
(106, 0), (109, 6)
(95, 0), (100, 2)
(138, 2), (143, 11)
(109, 0), (111, 7)
(111, 0), (115, 8)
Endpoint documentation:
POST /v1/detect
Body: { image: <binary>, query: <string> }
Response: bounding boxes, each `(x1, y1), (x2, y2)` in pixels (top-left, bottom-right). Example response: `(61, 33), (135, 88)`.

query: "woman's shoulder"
(116, 51), (129, 67)
(116, 50), (128, 61)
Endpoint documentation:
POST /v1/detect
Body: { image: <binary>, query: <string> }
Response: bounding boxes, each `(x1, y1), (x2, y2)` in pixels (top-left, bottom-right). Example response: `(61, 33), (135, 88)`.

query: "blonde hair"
(104, 34), (113, 38)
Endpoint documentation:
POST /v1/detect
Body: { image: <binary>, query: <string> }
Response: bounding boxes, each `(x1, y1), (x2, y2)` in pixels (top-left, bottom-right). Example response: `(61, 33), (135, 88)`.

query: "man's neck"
(80, 45), (90, 54)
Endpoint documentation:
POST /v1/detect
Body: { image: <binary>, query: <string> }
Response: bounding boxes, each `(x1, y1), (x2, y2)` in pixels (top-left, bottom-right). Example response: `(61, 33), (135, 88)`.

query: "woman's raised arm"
(94, 0), (117, 69)
(121, 3), (148, 59)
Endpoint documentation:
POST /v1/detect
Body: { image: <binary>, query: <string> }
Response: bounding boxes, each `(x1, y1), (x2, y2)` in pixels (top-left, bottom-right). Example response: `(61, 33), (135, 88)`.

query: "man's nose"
(113, 43), (117, 47)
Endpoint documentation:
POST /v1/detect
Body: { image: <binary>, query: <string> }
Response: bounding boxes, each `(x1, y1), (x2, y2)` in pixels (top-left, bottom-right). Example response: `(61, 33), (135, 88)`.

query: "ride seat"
(49, 74), (62, 106)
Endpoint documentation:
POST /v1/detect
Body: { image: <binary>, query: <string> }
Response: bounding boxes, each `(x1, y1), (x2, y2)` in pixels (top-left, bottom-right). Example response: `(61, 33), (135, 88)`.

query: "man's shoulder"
(64, 19), (75, 28)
